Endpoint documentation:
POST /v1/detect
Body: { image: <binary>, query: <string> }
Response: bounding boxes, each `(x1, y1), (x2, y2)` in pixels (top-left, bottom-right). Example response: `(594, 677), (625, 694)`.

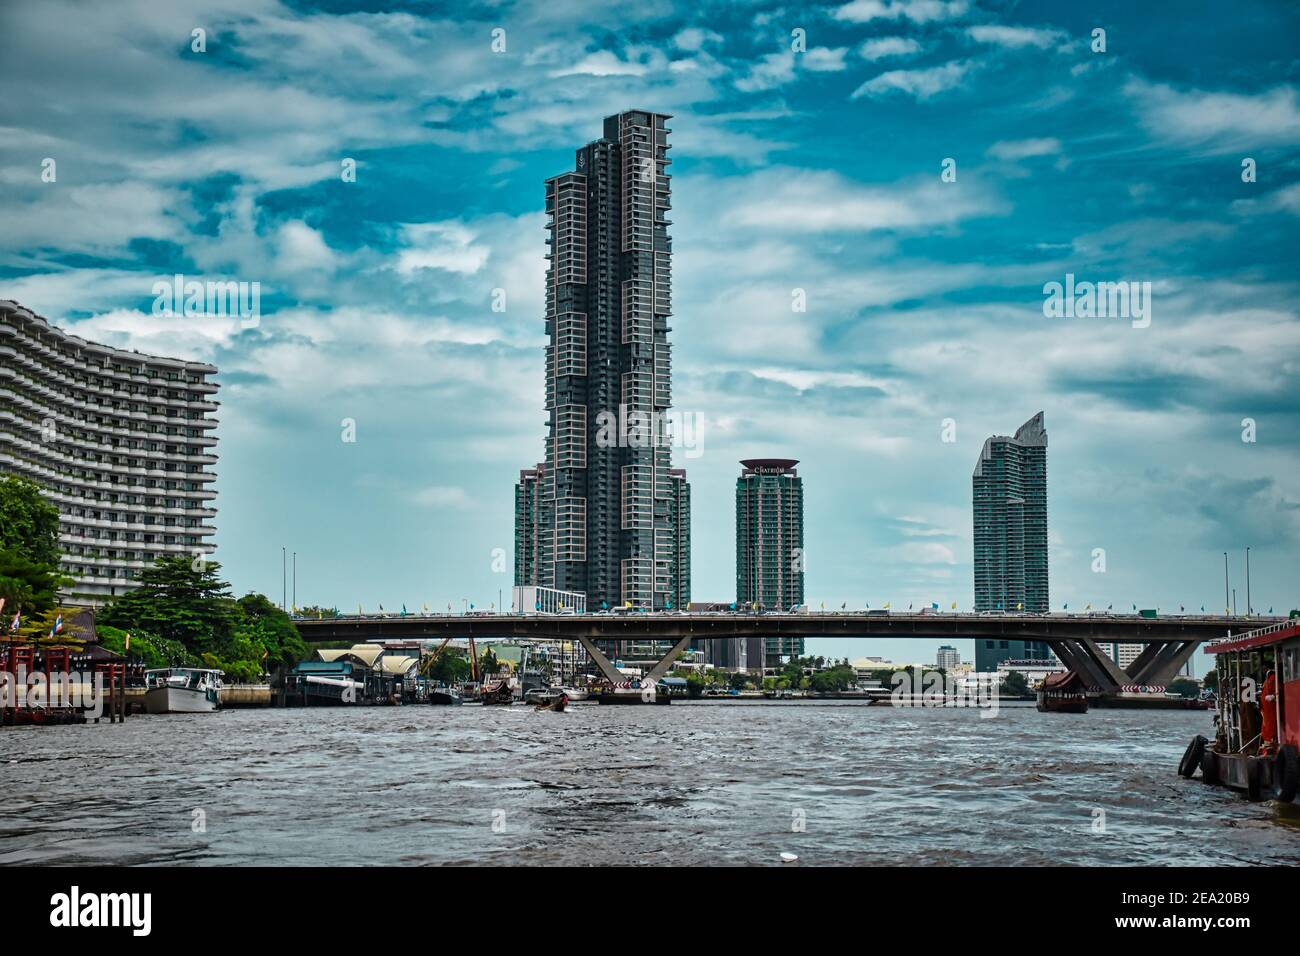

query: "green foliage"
(1167, 677), (1200, 699)
(685, 672), (705, 698)
(479, 648), (500, 675)
(426, 651), (470, 685)
(1000, 670), (1031, 696)
(96, 625), (192, 668)
(1202, 669), (1218, 692)
(99, 557), (308, 683)
(0, 547), (66, 619)
(0, 476), (61, 568)
(728, 671), (748, 691)
(809, 664), (858, 694)
(16, 606), (89, 644)
(100, 556), (238, 653)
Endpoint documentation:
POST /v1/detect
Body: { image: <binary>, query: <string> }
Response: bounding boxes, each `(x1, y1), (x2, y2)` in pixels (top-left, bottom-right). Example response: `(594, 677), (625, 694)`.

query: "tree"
(728, 671), (748, 691)
(426, 651), (470, 685)
(1000, 670), (1031, 697)
(479, 648), (500, 675)
(1167, 677), (1200, 699)
(0, 548), (66, 619)
(236, 592), (309, 669)
(0, 476), (61, 568)
(99, 556), (238, 653)
(809, 664), (858, 694)
(1203, 669), (1218, 692)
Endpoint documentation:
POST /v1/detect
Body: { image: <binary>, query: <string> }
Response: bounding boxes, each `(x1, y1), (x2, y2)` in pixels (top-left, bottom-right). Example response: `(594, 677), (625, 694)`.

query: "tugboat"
(1178, 619), (1300, 803)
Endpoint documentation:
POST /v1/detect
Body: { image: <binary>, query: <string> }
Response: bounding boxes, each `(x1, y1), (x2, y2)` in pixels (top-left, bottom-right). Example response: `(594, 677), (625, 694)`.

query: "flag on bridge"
(1016, 602), (1023, 610)
(951, 602), (957, 609)
(1063, 603), (1068, 609)
(401, 604), (407, 616)
(884, 602), (891, 609)
(1086, 604), (1091, 610)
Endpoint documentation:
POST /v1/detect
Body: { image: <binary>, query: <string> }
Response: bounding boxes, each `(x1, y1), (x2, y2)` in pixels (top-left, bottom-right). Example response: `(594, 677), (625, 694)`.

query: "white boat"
(143, 667), (224, 714)
(558, 685), (589, 701)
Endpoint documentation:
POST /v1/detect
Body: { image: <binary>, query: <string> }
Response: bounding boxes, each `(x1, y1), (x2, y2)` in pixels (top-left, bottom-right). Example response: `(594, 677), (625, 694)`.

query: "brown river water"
(3, 702), (1299, 866)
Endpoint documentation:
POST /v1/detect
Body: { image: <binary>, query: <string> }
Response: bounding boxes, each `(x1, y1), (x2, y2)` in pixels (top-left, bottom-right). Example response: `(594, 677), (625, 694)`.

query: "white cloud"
(1125, 79), (1300, 150)
(851, 60), (973, 100)
(394, 222), (491, 275)
(412, 486), (470, 508)
(987, 137), (1062, 161)
(708, 166), (1005, 234)
(833, 0), (970, 25)
(858, 36), (922, 62)
(966, 25), (1065, 49)
(735, 47), (847, 92)
(898, 542), (958, 564)
(673, 27), (723, 52)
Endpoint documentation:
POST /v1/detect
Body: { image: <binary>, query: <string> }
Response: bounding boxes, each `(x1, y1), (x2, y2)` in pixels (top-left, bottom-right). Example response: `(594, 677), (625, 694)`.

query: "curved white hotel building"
(0, 300), (219, 605)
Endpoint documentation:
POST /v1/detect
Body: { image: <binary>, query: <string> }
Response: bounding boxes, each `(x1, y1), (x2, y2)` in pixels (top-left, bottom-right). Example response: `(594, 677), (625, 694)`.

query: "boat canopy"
(1204, 621), (1299, 656)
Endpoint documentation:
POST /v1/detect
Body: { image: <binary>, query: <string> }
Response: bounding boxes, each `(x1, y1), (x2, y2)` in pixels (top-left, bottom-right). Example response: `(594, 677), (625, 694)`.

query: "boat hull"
(144, 686), (221, 715)
(429, 689), (463, 706)
(1036, 691), (1088, 714)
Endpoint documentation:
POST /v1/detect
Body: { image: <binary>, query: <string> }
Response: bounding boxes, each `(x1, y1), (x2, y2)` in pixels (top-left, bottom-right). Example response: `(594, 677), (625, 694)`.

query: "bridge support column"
(1050, 639), (1121, 695)
(1077, 637), (1132, 691)
(642, 635), (693, 685)
(1123, 643), (1165, 683)
(574, 635), (627, 685)
(1131, 640), (1200, 686)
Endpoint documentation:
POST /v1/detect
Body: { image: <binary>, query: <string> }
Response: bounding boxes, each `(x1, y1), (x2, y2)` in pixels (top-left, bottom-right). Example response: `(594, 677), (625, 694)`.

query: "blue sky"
(2, 0), (1298, 667)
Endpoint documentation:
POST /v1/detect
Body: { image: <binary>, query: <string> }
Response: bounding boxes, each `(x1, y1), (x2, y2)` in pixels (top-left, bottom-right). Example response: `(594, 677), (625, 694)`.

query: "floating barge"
(1178, 619), (1299, 803)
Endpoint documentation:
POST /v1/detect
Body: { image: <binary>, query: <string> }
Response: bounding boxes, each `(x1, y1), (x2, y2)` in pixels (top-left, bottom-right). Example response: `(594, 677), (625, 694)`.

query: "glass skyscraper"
(973, 412), (1049, 670)
(514, 111), (689, 612)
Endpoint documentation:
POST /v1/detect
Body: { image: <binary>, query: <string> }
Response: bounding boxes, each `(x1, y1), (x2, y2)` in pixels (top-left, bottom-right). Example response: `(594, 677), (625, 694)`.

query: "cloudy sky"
(3, 0), (1298, 666)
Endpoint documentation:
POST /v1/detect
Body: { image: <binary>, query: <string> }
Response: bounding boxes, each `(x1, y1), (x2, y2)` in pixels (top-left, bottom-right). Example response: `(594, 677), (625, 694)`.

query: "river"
(3, 702), (1299, 866)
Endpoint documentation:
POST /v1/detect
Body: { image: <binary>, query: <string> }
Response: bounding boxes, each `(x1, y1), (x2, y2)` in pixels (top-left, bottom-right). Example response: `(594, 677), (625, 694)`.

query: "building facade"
(0, 300), (219, 605)
(513, 109), (690, 612)
(936, 644), (961, 670)
(973, 412), (1048, 670)
(736, 459), (804, 611)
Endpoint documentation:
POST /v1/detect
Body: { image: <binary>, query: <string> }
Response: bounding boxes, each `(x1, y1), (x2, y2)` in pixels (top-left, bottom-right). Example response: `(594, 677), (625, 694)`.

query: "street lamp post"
(1245, 547), (1251, 616)
(1223, 552), (1229, 614)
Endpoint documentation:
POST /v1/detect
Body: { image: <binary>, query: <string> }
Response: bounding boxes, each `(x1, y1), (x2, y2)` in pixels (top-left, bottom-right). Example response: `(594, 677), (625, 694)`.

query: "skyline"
(2, 0), (1299, 669)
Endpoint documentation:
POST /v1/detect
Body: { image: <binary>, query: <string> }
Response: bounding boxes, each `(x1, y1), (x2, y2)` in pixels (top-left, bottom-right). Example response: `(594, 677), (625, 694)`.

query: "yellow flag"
(884, 601), (890, 609)
(125, 632), (131, 651)
(950, 602), (957, 610)
(1017, 602), (1023, 610)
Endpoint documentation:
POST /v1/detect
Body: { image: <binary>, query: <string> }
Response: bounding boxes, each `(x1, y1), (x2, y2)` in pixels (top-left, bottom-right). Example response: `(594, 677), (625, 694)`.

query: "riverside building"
(0, 300), (219, 605)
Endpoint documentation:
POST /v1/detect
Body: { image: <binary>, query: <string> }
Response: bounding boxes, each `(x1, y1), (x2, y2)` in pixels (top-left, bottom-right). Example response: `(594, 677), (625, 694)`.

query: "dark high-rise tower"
(514, 110), (689, 610)
(736, 459), (805, 611)
(973, 412), (1049, 669)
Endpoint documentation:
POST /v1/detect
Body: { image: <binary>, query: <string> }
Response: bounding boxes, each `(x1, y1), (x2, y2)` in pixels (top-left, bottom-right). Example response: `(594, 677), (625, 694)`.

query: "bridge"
(295, 611), (1270, 697)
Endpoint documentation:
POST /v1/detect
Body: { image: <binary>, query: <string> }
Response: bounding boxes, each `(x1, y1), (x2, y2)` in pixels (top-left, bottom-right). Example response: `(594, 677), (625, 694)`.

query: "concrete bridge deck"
(296, 611), (1272, 698)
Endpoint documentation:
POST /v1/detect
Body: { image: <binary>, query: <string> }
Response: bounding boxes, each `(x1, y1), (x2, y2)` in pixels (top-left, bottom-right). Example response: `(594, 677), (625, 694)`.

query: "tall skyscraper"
(973, 412), (1048, 670)
(666, 468), (690, 609)
(514, 110), (689, 611)
(0, 300), (220, 605)
(736, 458), (805, 647)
